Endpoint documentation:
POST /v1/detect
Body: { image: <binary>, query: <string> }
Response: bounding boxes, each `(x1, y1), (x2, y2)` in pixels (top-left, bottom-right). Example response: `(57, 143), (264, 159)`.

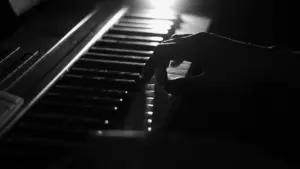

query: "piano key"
(146, 97), (154, 104)
(125, 13), (177, 21)
(145, 90), (155, 97)
(84, 52), (149, 63)
(114, 22), (172, 30)
(40, 100), (119, 114)
(126, 9), (178, 20)
(51, 85), (128, 98)
(146, 83), (155, 90)
(45, 92), (124, 107)
(74, 58), (145, 73)
(102, 34), (164, 42)
(108, 27), (169, 36)
(24, 113), (112, 130)
(31, 102), (120, 127)
(70, 67), (141, 81)
(119, 18), (174, 26)
(95, 39), (159, 51)
(89, 47), (154, 56)
(60, 74), (137, 91)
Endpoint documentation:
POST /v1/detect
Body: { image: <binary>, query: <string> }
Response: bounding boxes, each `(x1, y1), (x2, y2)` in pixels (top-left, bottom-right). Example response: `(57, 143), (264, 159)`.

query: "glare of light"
(147, 127), (152, 132)
(149, 0), (175, 9)
(147, 119), (152, 123)
(147, 104), (154, 108)
(104, 120), (109, 124)
(147, 111), (153, 116)
(147, 20), (174, 27)
(97, 130), (103, 135)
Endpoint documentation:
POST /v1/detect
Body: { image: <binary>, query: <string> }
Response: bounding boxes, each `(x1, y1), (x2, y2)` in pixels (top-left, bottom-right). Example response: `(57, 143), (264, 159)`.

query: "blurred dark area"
(0, 0), (298, 168)
(0, 1), (19, 41)
(209, 0), (294, 48)
(0, 0), (107, 44)
(0, 0), (296, 49)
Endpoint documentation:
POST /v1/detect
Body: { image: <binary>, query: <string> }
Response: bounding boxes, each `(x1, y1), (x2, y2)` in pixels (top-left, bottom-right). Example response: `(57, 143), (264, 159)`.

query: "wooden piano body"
(0, 0), (211, 168)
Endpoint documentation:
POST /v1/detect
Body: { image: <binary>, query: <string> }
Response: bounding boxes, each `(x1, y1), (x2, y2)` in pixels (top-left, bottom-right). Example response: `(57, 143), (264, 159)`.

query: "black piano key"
(102, 34), (164, 42)
(40, 99), (118, 115)
(45, 92), (124, 107)
(94, 39), (159, 51)
(24, 113), (112, 130)
(119, 18), (174, 26)
(58, 74), (137, 91)
(51, 85), (128, 98)
(108, 27), (169, 37)
(84, 52), (149, 63)
(70, 67), (141, 81)
(89, 47), (154, 56)
(28, 102), (119, 129)
(125, 10), (178, 20)
(114, 22), (172, 30)
(74, 58), (145, 73)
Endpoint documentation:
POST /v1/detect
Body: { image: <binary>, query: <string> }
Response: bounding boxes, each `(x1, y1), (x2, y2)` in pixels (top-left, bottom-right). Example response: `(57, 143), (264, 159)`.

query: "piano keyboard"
(0, 7), (190, 168)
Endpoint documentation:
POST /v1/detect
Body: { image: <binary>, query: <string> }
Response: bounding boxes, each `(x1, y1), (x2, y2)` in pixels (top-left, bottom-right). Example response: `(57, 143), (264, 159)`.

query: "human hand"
(143, 32), (276, 95)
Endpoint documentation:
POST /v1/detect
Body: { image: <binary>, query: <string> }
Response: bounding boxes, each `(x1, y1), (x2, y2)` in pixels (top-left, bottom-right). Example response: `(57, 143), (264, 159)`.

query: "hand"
(143, 32), (290, 133)
(144, 32), (276, 95)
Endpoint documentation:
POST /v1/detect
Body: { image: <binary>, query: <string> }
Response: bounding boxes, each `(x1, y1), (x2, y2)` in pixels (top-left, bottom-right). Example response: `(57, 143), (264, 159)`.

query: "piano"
(0, 0), (211, 168)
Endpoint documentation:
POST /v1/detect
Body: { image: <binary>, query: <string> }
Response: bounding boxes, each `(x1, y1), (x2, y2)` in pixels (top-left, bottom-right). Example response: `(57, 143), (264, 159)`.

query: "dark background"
(0, 0), (297, 48)
(0, 1), (19, 41)
(209, 0), (294, 48)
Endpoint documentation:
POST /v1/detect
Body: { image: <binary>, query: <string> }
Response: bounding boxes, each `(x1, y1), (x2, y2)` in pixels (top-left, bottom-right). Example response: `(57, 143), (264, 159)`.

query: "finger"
(163, 34), (192, 43)
(164, 73), (210, 95)
(142, 42), (176, 83)
(170, 34), (192, 40)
